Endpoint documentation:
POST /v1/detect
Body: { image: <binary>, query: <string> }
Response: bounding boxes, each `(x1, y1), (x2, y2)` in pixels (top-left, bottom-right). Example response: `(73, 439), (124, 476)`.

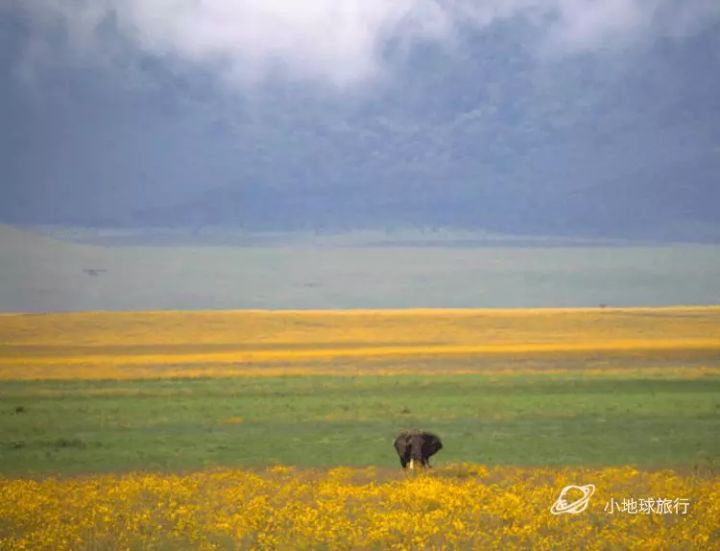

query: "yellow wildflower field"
(1, 307), (718, 549)
(1, 306), (718, 380)
(1, 465), (718, 550)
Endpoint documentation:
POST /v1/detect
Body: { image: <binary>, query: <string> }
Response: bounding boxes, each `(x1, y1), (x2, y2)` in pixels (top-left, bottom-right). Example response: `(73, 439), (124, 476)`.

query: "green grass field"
(2, 308), (718, 476)
(3, 370), (719, 474)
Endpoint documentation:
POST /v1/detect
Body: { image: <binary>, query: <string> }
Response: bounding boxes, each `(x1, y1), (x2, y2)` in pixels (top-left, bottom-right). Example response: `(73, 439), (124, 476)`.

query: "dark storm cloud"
(1, 1), (720, 240)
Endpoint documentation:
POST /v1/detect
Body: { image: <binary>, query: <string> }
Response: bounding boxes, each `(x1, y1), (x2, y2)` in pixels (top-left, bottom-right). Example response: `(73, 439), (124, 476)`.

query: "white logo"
(550, 484), (595, 515)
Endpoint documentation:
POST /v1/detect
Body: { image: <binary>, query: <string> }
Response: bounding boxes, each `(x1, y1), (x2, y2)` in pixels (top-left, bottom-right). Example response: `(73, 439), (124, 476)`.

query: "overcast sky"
(2, 1), (720, 239)
(10, 1), (720, 87)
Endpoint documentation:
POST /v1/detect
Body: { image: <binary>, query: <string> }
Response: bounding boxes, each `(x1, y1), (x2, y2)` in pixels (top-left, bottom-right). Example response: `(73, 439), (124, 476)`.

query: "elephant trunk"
(409, 439), (424, 469)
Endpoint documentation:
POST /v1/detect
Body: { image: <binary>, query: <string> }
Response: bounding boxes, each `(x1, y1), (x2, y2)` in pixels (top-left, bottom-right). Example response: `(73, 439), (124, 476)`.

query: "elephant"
(393, 430), (442, 470)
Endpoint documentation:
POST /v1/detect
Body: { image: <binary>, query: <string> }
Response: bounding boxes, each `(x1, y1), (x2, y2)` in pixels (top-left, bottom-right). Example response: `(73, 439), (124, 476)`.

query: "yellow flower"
(1, 465), (717, 550)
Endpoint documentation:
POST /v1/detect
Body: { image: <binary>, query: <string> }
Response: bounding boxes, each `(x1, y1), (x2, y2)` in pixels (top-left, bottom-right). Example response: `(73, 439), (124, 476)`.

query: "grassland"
(1, 307), (719, 549)
(1, 306), (719, 379)
(2, 374), (720, 474)
(1, 307), (719, 473)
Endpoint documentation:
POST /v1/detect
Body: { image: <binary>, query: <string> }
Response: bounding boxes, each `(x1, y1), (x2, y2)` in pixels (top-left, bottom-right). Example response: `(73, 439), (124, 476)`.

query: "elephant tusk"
(409, 459), (415, 470)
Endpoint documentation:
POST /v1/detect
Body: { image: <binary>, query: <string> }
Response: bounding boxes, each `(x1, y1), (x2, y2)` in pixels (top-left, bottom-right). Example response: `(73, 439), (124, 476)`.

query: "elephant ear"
(422, 433), (443, 455)
(393, 432), (411, 456)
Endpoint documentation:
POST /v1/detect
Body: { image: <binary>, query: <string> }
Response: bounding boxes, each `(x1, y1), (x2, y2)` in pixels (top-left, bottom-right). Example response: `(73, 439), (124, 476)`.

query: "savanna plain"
(1, 307), (719, 549)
